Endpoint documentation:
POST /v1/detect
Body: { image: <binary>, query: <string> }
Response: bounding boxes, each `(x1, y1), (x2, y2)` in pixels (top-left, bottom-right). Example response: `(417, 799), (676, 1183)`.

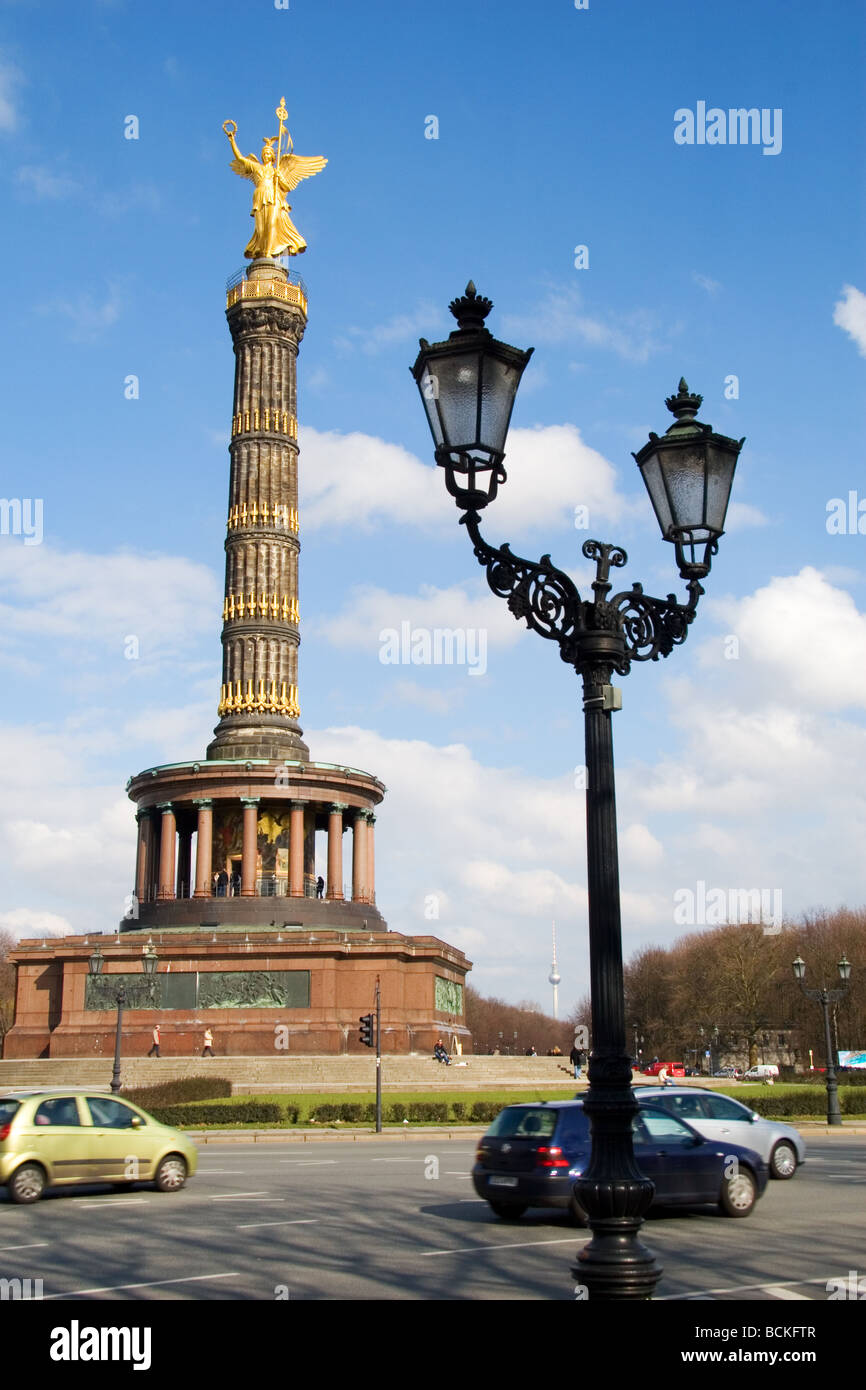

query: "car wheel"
(719, 1167), (756, 1217)
(154, 1155), (187, 1193)
(569, 1192), (589, 1226)
(769, 1141), (797, 1180)
(9, 1163), (47, 1205)
(488, 1201), (527, 1219)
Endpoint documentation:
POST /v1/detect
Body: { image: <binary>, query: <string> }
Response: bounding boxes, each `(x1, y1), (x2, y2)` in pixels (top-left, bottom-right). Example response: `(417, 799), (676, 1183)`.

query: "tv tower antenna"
(548, 920), (561, 1020)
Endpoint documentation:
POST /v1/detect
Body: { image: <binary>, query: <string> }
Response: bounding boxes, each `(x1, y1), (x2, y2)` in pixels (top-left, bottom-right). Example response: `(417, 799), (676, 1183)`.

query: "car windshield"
(0, 1100), (21, 1125)
(486, 1107), (559, 1140)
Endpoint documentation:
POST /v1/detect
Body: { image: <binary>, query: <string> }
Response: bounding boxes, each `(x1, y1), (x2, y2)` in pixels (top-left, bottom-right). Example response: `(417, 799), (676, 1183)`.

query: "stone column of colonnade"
(289, 801), (305, 896)
(142, 797), (377, 905)
(352, 811), (368, 903)
(367, 814), (376, 905)
(327, 803), (346, 900)
(157, 803), (176, 900)
(241, 798), (259, 896)
(176, 824), (193, 899)
(193, 800), (213, 897)
(135, 809), (153, 903)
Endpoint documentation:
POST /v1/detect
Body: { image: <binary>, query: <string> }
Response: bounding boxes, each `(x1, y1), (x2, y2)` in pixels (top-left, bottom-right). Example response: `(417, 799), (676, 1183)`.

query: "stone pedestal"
(4, 930), (472, 1059)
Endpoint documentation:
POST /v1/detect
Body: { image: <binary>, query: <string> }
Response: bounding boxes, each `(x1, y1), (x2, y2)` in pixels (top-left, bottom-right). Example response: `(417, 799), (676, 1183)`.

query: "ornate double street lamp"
(792, 954), (852, 1125)
(88, 940), (159, 1094)
(412, 284), (745, 1300)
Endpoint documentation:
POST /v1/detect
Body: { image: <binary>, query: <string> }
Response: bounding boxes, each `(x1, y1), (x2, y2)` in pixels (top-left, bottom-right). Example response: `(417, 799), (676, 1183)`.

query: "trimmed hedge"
(309, 1099), (473, 1125)
(470, 1101), (502, 1124)
(150, 1101), (291, 1127)
(781, 1070), (866, 1087)
(121, 1077), (232, 1108)
(749, 1089), (865, 1118)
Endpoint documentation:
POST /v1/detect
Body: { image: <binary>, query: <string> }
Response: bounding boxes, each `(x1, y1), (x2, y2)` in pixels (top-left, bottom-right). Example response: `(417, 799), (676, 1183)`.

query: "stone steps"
(0, 1056), (576, 1093)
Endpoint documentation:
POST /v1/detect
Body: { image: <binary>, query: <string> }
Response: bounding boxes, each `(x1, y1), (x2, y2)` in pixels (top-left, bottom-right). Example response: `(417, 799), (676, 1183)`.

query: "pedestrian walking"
(230, 868), (241, 897)
(316, 875), (325, 899)
(148, 1025), (161, 1058)
(217, 869), (228, 897)
(202, 1027), (214, 1058)
(570, 1043), (586, 1080)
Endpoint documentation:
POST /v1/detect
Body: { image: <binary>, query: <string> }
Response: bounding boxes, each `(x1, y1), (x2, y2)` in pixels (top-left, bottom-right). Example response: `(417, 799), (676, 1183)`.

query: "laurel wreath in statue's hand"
(223, 120), (237, 137)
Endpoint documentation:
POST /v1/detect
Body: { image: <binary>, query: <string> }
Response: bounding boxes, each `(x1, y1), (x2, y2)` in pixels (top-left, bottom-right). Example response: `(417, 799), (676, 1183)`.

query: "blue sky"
(1, 0), (864, 1014)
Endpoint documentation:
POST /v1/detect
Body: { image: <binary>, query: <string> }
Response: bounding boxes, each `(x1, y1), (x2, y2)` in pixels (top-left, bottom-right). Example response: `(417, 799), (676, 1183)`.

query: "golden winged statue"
(223, 99), (327, 258)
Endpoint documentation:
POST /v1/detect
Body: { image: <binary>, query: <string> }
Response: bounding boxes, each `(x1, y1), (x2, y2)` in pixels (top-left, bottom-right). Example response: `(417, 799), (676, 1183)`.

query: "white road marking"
(208, 1190), (271, 1200)
(420, 1237), (579, 1257)
(77, 1198), (150, 1208)
(194, 1170), (245, 1174)
(370, 1158), (427, 1163)
(768, 1287), (812, 1300)
(235, 1219), (319, 1229)
(44, 1272), (240, 1299)
(278, 1159), (339, 1166)
(459, 1199), (486, 1204)
(0, 1242), (49, 1251)
(445, 1172), (472, 1177)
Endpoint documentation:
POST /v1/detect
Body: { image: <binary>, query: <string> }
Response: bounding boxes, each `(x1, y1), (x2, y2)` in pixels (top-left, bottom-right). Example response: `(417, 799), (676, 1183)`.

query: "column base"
(207, 714), (310, 764)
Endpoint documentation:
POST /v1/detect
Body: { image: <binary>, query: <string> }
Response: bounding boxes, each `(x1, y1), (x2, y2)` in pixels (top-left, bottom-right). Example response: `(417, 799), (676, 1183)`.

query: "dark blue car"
(472, 1100), (769, 1222)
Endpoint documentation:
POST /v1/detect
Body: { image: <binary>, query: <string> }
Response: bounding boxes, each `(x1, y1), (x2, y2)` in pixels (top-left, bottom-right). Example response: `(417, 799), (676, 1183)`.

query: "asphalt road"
(0, 1134), (863, 1301)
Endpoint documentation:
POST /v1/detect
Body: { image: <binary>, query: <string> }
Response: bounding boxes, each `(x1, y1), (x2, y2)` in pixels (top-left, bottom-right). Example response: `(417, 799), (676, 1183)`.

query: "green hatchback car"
(0, 1090), (198, 1204)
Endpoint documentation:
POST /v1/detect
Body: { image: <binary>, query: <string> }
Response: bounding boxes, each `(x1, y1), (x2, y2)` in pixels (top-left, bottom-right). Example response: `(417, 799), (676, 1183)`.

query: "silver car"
(636, 1086), (805, 1180)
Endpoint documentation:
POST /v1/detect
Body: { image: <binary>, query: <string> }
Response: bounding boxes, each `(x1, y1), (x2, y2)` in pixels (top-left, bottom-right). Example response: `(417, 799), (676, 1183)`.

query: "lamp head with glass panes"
(411, 282), (533, 513)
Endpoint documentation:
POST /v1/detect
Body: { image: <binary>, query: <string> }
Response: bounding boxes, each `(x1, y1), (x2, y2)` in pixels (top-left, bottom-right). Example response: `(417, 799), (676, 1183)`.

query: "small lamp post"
(412, 284), (744, 1300)
(792, 954), (852, 1125)
(88, 939), (159, 1094)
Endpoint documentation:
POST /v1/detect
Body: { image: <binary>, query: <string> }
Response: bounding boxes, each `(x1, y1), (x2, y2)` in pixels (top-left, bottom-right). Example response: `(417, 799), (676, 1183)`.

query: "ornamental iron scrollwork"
(462, 510), (704, 674)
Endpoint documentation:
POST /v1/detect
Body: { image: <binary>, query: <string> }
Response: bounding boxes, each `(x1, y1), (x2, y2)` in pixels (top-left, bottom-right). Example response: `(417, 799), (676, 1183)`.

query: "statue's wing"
(278, 153), (328, 191)
(230, 153), (258, 181)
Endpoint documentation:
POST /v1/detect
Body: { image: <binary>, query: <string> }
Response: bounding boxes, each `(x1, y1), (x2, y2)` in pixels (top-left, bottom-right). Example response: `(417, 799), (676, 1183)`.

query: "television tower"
(548, 921), (561, 1020)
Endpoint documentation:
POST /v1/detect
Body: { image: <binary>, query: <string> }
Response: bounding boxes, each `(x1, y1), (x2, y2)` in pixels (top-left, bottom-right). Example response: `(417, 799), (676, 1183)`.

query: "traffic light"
(359, 1013), (374, 1048)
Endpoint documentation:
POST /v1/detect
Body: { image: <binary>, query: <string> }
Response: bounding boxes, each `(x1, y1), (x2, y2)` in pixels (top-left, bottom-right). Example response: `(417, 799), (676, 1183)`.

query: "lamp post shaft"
(110, 989), (126, 1095)
(571, 668), (660, 1299)
(821, 992), (842, 1126)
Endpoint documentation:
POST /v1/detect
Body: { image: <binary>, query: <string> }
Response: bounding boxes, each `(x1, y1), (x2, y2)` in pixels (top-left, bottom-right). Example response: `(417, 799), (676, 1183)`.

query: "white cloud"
(0, 908), (73, 940)
(299, 427), (441, 531)
(315, 580), (524, 657)
(16, 166), (81, 200)
(692, 272), (721, 296)
(726, 501), (768, 529)
(502, 285), (664, 363)
(382, 680), (467, 716)
(702, 567), (866, 711)
(36, 280), (124, 340)
(0, 545), (219, 673)
(299, 422), (628, 535)
(460, 860), (586, 918)
(833, 284), (866, 356)
(621, 823), (664, 869)
(336, 302), (446, 356)
(0, 58), (23, 133)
